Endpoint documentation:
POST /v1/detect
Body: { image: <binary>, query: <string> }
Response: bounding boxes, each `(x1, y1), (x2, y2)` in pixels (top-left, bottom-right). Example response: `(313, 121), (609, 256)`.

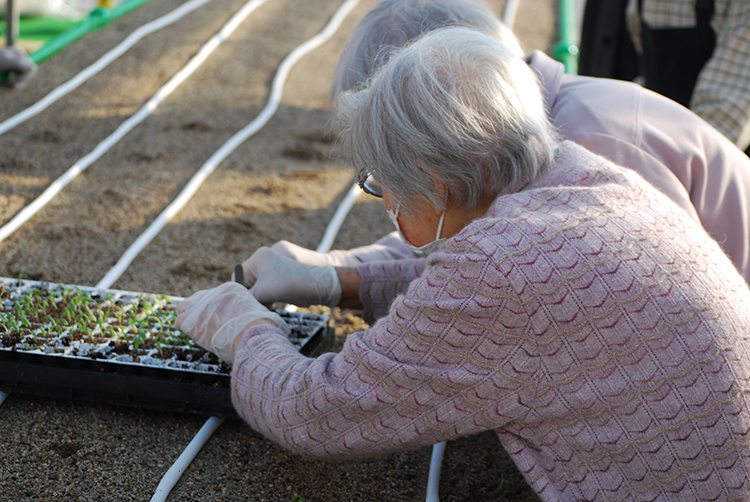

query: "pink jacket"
(352, 52), (750, 283)
(529, 50), (750, 282)
(233, 142), (750, 501)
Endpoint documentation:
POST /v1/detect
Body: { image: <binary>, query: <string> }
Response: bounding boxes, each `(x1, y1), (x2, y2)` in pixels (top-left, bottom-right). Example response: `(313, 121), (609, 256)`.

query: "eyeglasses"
(358, 173), (383, 198)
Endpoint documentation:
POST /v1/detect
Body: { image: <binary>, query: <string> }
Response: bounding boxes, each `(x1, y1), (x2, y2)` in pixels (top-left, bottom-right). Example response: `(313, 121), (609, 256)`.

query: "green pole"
(553, 0), (579, 75)
(30, 0), (155, 64)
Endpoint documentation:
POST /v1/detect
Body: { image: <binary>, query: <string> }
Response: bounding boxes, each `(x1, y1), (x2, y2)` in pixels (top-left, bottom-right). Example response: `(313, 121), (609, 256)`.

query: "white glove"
(0, 47), (37, 90)
(236, 246), (342, 307)
(175, 282), (290, 365)
(270, 240), (362, 267)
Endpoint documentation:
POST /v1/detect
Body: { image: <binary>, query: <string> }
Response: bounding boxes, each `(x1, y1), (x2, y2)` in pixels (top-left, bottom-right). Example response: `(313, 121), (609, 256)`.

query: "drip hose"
(502, 0), (521, 30)
(149, 416), (224, 502)
(124, 2), (361, 501)
(426, 440), (447, 502)
(0, 0), (272, 247)
(0, 0), (214, 137)
(316, 182), (362, 253)
(96, 0), (361, 290)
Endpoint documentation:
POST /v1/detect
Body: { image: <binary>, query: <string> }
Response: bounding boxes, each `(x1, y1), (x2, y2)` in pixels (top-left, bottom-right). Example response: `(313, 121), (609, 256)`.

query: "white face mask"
(387, 206), (447, 258)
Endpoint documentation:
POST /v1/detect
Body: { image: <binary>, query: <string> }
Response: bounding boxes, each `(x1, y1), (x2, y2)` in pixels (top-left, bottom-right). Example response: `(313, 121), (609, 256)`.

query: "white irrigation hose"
(0, 0), (214, 137)
(316, 181), (361, 253)
(96, 0), (362, 290)
(0, 0), (214, 423)
(134, 3), (363, 501)
(502, 0), (521, 30)
(146, 181), (361, 501)
(426, 440), (447, 502)
(149, 416), (224, 502)
(0, 0), (272, 247)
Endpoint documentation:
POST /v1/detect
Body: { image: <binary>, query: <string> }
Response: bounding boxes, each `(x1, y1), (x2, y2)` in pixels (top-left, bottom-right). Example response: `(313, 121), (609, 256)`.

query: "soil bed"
(0, 0), (552, 499)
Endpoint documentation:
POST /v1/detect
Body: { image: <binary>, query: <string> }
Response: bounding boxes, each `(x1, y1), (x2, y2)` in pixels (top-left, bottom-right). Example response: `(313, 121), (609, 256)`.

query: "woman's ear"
(417, 160), (449, 214)
(432, 177), (449, 215)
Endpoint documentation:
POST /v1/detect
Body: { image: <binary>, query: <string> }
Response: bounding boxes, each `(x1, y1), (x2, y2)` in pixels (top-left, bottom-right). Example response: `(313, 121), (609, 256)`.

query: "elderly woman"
(271, 0), (750, 284)
(177, 28), (750, 501)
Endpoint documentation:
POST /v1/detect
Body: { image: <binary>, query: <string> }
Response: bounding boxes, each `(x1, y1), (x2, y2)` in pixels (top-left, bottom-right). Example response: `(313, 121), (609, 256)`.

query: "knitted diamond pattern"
(233, 142), (750, 502)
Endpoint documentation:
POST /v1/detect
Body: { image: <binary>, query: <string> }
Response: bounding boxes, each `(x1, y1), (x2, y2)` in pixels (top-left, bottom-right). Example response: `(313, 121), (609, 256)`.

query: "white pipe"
(141, 2), (362, 501)
(274, 179), (362, 314)
(426, 441), (446, 502)
(0, 0), (271, 247)
(502, 0), (521, 30)
(0, 390), (8, 407)
(97, 0), (362, 290)
(282, 181), (361, 313)
(0, 0), (215, 137)
(316, 182), (361, 253)
(149, 416), (225, 502)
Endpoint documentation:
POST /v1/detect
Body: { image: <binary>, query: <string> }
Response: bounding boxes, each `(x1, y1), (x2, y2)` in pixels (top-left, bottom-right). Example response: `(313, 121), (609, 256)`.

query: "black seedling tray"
(0, 278), (333, 417)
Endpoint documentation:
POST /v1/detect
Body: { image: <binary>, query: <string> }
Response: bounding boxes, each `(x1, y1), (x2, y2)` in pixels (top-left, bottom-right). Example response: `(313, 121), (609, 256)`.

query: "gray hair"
(330, 0), (523, 98)
(336, 28), (560, 217)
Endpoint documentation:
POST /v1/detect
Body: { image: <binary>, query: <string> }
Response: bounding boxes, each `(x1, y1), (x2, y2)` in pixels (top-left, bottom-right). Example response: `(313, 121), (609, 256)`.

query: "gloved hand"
(235, 246), (342, 307)
(0, 47), (37, 90)
(175, 282), (290, 365)
(270, 240), (362, 267)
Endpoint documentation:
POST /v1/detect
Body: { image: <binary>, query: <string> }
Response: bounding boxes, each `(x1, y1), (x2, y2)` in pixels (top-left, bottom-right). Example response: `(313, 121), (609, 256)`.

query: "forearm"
(233, 318), (277, 353)
(336, 257), (426, 312)
(356, 259), (425, 323)
(229, 249), (530, 459)
(349, 231), (416, 262)
(231, 324), (466, 459)
(336, 266), (363, 310)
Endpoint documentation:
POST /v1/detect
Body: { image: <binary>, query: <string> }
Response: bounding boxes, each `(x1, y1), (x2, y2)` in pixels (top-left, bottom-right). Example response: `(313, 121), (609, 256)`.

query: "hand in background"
(0, 47), (37, 89)
(270, 240), (362, 267)
(235, 246), (341, 308)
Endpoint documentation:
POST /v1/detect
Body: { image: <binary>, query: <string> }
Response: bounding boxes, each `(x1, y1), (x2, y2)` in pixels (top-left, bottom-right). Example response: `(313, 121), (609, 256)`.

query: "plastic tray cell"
(0, 278), (333, 417)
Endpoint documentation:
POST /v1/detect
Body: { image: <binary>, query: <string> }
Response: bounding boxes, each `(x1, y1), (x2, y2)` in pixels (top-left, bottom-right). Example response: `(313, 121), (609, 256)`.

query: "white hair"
(330, 0), (524, 98)
(337, 28), (560, 217)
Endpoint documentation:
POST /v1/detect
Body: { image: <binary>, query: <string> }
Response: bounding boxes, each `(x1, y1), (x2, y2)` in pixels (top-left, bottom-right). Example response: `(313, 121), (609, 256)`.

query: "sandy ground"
(0, 0), (555, 499)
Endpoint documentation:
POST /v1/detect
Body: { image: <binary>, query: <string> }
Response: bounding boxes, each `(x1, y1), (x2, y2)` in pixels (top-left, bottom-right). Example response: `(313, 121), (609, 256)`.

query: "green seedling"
(0, 283), (316, 373)
(133, 329), (149, 351)
(18, 312), (30, 328)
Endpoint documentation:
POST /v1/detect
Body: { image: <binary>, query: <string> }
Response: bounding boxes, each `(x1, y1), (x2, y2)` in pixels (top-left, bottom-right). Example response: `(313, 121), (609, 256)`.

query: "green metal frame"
(553, 0), (579, 75)
(29, 0), (155, 64)
(6, 0), (576, 81)
(1, 0), (154, 65)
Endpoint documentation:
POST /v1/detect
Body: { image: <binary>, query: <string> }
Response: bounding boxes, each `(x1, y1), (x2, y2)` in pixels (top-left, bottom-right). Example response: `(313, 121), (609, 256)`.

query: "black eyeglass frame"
(358, 173), (383, 198)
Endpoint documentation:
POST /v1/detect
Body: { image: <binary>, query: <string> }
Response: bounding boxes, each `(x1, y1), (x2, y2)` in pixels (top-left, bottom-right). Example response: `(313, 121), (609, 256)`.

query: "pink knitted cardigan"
(232, 142), (750, 501)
